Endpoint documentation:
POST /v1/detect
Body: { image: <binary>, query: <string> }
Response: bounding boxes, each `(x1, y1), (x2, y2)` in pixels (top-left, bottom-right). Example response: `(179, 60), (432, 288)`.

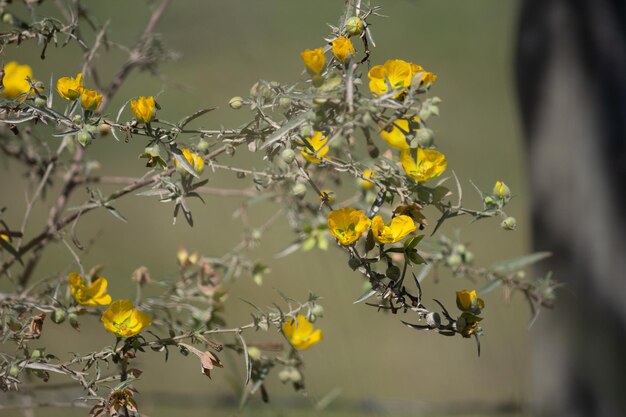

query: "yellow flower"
(456, 289), (485, 312)
(300, 131), (329, 164)
(282, 314), (323, 350)
(2, 62), (35, 99)
(493, 180), (511, 199)
(0, 233), (8, 242)
(101, 299), (152, 338)
(301, 48), (325, 75)
(174, 148), (205, 174)
(371, 215), (416, 244)
(379, 117), (420, 150)
(69, 272), (112, 306)
(130, 96), (156, 124)
(327, 207), (371, 246)
(400, 148), (447, 183)
(80, 88), (102, 111)
(331, 36), (355, 63)
(368, 59), (413, 96)
(358, 169), (376, 189)
(177, 246), (199, 268)
(56, 73), (83, 101)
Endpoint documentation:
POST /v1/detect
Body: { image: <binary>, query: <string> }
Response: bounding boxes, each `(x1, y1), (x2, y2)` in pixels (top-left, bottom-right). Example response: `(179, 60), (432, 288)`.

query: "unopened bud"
(247, 347), (262, 361)
(493, 180), (511, 200)
(278, 369), (291, 383)
(2, 13), (14, 24)
(278, 97), (292, 108)
(346, 16), (363, 36)
(501, 216), (517, 231)
(51, 309), (67, 324)
(98, 123), (111, 136)
(34, 81), (45, 91)
(229, 96), (245, 110)
(280, 148), (296, 165)
(311, 304), (324, 317)
(446, 253), (463, 268)
(197, 139), (209, 153)
(291, 183), (307, 198)
(34, 96), (47, 107)
(72, 114), (83, 124)
(76, 131), (91, 147)
(416, 128), (434, 148)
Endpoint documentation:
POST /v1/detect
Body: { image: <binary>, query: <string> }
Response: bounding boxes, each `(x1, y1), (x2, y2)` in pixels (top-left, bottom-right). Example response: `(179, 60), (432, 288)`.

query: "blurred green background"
(1, 0), (532, 416)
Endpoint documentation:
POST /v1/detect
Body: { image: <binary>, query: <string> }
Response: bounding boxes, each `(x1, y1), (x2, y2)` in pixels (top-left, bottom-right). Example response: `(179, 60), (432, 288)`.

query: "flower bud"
(446, 253), (463, 268)
(197, 139), (209, 153)
(9, 365), (19, 377)
(278, 368), (291, 383)
(453, 244), (466, 254)
(34, 81), (45, 91)
(76, 131), (92, 147)
(299, 125), (314, 139)
(144, 145), (160, 157)
(72, 114), (83, 124)
(280, 148), (296, 165)
(30, 349), (42, 359)
(310, 304), (324, 317)
(51, 309), (67, 324)
(279, 97), (292, 109)
(416, 128), (434, 148)
(289, 368), (302, 383)
(229, 96), (245, 110)
(291, 183), (307, 198)
(463, 251), (475, 264)
(2, 13), (14, 24)
(346, 16), (363, 36)
(247, 347), (262, 361)
(493, 180), (511, 200)
(98, 123), (111, 136)
(34, 96), (47, 107)
(484, 195), (498, 209)
(307, 313), (317, 323)
(426, 312), (441, 328)
(501, 216), (517, 231)
(85, 124), (98, 135)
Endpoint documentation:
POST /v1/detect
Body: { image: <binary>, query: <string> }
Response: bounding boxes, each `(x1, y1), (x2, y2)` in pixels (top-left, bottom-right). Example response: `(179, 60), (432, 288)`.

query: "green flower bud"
(76, 131), (91, 147)
(289, 368), (302, 383)
(9, 365), (20, 377)
(453, 244), (466, 254)
(291, 183), (307, 198)
(278, 368), (291, 383)
(144, 145), (160, 157)
(307, 313), (317, 323)
(246, 347), (261, 362)
(278, 97), (292, 109)
(197, 139), (209, 153)
(346, 16), (363, 36)
(34, 81), (45, 91)
(72, 114), (83, 124)
(416, 128), (434, 148)
(484, 195), (499, 209)
(463, 251), (475, 264)
(229, 96), (245, 110)
(2, 13), (14, 24)
(30, 349), (42, 359)
(299, 125), (314, 139)
(34, 96), (47, 107)
(446, 253), (463, 268)
(85, 124), (98, 135)
(501, 216), (517, 231)
(310, 304), (324, 317)
(280, 148), (296, 164)
(51, 309), (67, 324)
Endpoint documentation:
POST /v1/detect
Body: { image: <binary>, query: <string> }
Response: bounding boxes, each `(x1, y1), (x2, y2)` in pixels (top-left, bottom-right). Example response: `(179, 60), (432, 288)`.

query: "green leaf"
(301, 237), (316, 251)
(491, 252), (552, 272)
(353, 287), (377, 304)
(178, 107), (216, 129)
(404, 235), (424, 251)
(478, 279), (502, 296)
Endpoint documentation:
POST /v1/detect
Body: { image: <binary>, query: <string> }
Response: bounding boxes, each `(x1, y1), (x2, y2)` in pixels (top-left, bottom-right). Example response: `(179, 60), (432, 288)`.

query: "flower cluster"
(327, 207), (417, 246)
(57, 72), (103, 112)
(68, 273), (151, 338)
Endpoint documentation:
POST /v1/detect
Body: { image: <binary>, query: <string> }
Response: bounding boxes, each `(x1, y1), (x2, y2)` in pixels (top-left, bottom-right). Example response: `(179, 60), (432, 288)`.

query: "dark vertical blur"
(516, 0), (626, 416)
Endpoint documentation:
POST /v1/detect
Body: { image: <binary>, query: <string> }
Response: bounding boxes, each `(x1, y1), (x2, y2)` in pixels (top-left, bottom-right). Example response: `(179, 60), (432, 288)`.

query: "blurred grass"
(0, 0), (532, 416)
